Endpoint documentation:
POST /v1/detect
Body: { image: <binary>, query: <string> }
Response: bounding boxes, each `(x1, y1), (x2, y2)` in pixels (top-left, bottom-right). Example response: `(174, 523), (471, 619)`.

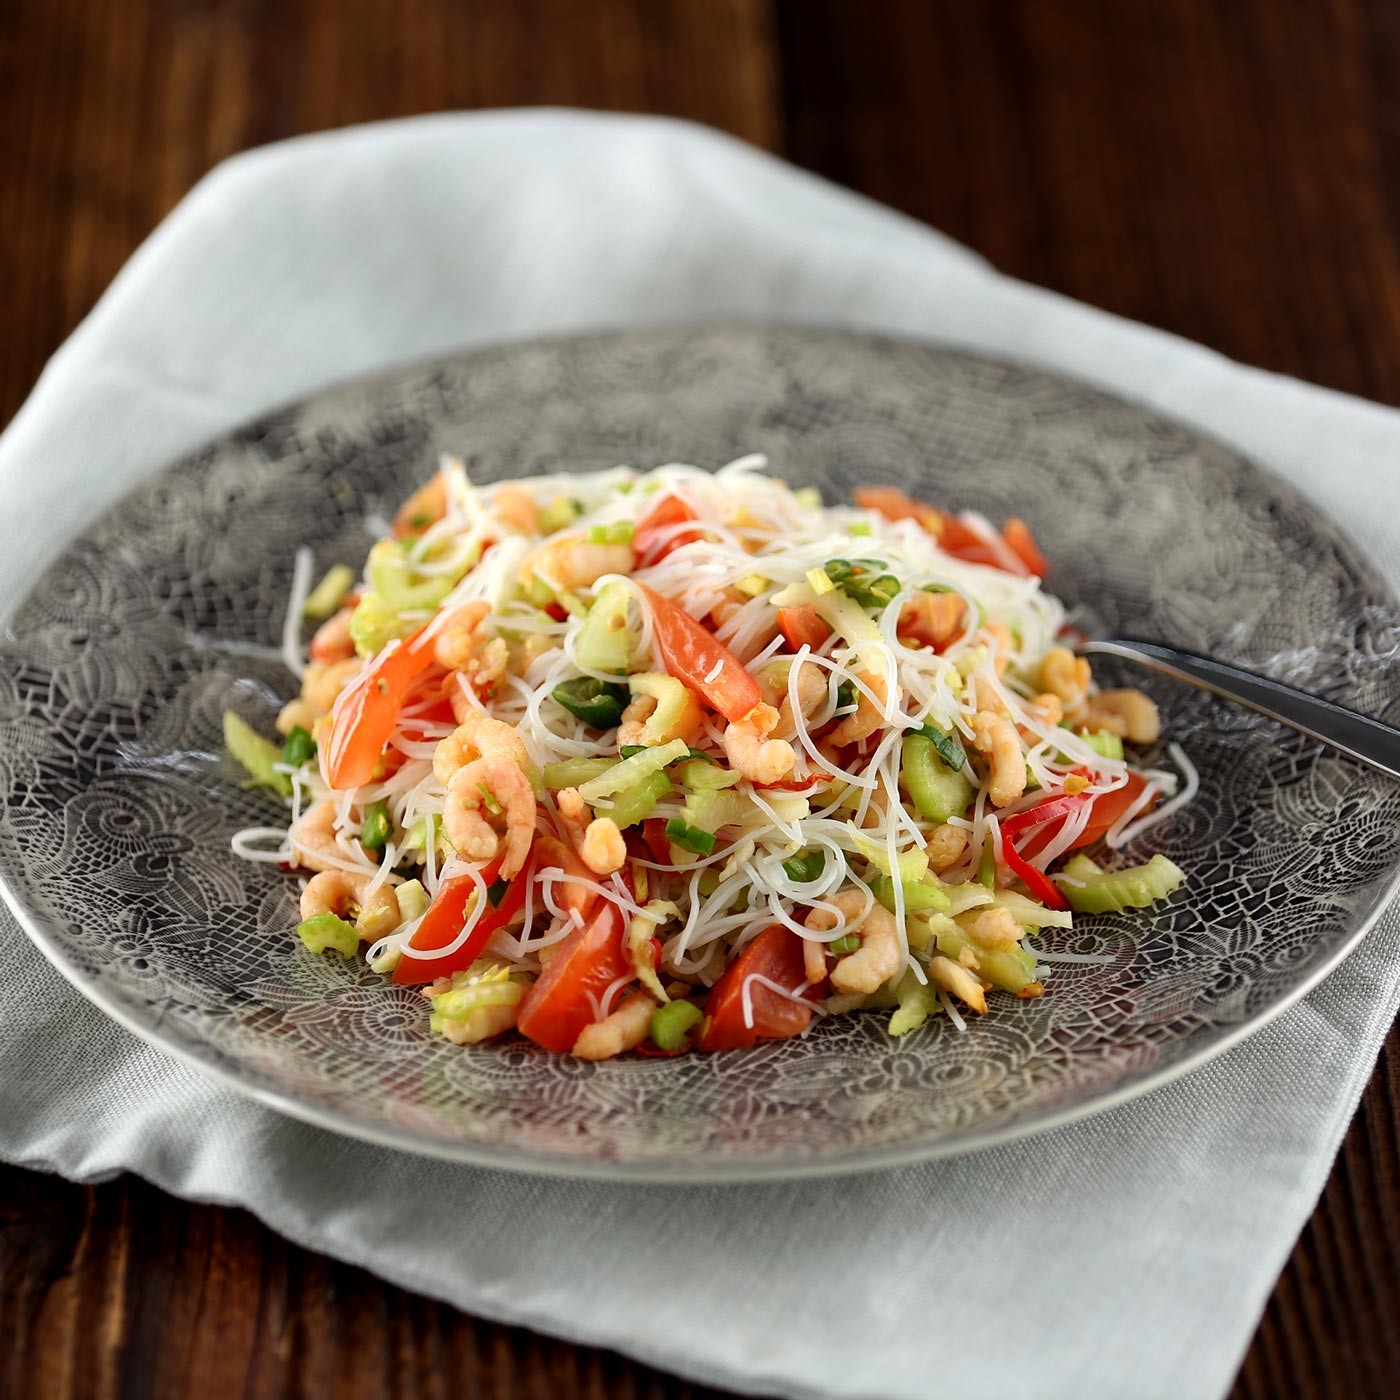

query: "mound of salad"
(227, 455), (1191, 1058)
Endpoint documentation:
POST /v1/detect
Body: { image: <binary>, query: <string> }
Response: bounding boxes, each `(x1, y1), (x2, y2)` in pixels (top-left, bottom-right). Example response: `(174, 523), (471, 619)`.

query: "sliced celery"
(848, 829), (929, 882)
(349, 591), (416, 655)
(542, 756), (617, 790)
(367, 539), (458, 611)
(395, 879), (430, 925)
(677, 758), (741, 792)
(303, 564), (356, 620)
(990, 889), (1073, 929)
(573, 581), (632, 674)
(888, 969), (942, 1036)
(651, 999), (703, 1051)
(934, 925), (1037, 994)
(579, 739), (689, 801)
(604, 770), (673, 828)
(625, 672), (698, 745)
(223, 711), (291, 797)
(1055, 855), (1185, 914)
(900, 733), (973, 823)
(1077, 730), (1125, 761)
(297, 911), (359, 957)
(870, 875), (951, 914)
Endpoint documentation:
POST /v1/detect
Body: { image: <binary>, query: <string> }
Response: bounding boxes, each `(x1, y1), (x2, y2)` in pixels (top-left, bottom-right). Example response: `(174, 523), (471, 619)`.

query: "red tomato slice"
(393, 857), (534, 985)
(516, 902), (631, 1053)
(1002, 518), (1048, 577)
(323, 628), (436, 790)
(777, 604), (832, 652)
(634, 494), (703, 565)
(639, 584), (761, 722)
(699, 925), (815, 1052)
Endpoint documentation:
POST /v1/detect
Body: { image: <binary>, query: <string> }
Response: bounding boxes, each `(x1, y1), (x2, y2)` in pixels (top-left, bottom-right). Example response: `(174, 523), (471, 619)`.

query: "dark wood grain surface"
(2, 2), (1398, 1396)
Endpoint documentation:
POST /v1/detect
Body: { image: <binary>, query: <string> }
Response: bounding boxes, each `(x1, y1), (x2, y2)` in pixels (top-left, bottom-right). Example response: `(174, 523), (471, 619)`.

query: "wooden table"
(2, 2), (1398, 1395)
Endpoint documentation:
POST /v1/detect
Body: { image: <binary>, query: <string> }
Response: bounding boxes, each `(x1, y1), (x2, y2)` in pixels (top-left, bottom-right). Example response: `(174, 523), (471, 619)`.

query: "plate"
(2, 325), (1398, 1180)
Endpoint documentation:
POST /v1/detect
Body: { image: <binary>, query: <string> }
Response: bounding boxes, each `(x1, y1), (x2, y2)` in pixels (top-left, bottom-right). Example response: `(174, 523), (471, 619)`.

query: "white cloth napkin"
(3, 111), (1398, 1400)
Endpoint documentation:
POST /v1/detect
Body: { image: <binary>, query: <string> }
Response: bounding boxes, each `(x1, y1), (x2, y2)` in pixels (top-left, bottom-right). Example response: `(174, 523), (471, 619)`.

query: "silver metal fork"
(1083, 638), (1400, 781)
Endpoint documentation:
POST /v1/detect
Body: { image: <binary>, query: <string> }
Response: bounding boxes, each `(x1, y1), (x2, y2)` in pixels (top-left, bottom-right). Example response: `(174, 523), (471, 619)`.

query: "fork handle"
(1082, 637), (1400, 781)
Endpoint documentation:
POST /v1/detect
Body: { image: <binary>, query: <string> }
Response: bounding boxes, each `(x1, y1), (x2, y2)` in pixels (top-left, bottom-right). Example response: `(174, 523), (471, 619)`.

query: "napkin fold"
(3, 111), (1398, 1400)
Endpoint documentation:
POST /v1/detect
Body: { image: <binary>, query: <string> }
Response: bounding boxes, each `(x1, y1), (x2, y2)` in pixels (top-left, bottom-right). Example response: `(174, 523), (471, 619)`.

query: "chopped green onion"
(665, 818), (716, 856)
(828, 934), (861, 956)
(552, 676), (630, 729)
(916, 723), (966, 772)
(281, 725), (317, 767)
(296, 912), (359, 957)
(223, 711), (291, 797)
(978, 844), (997, 887)
(782, 851), (826, 883)
(587, 521), (635, 545)
(359, 801), (392, 851)
(836, 680), (857, 710)
(650, 999), (703, 1051)
(303, 564), (356, 620)
(824, 559), (856, 583)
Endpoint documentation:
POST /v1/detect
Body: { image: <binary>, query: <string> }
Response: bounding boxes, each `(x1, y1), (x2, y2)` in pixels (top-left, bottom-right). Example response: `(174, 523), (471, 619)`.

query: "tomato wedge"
(699, 925), (815, 1052)
(1002, 518), (1048, 577)
(516, 902), (630, 1053)
(777, 604), (832, 652)
(641, 817), (673, 867)
(634, 494), (703, 565)
(638, 584), (761, 722)
(392, 857), (533, 985)
(323, 628), (437, 789)
(854, 486), (1039, 576)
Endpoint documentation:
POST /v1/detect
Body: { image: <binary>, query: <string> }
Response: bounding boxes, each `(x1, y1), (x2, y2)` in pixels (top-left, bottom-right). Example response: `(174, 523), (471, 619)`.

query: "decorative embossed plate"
(2, 326), (1398, 1180)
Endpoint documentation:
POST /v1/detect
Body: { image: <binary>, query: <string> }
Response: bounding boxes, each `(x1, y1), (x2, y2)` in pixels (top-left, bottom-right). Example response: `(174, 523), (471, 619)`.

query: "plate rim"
(5, 321), (1399, 1181)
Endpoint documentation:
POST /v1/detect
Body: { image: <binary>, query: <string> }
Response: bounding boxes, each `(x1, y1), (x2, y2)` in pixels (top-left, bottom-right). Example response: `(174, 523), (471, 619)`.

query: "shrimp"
(898, 591), (964, 650)
(723, 703), (796, 784)
(804, 890), (902, 995)
(492, 483), (540, 536)
(926, 823), (969, 873)
(276, 698), (317, 736)
(289, 800), (345, 872)
(1071, 688), (1161, 745)
(393, 472), (448, 536)
(555, 788), (626, 876)
(433, 602), (508, 694)
(617, 675), (703, 747)
(828, 668), (897, 747)
(526, 539), (635, 590)
(1039, 646), (1092, 710)
(299, 657), (362, 716)
(956, 905), (1023, 951)
(571, 991), (656, 1060)
(756, 661), (827, 739)
(299, 870), (401, 938)
(1019, 692), (1064, 739)
(442, 758), (536, 878)
(971, 710), (1026, 808)
(432, 709), (530, 786)
(310, 607), (356, 664)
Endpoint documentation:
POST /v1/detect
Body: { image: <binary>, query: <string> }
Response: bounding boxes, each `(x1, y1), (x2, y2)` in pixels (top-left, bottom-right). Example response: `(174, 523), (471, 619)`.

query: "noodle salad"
(226, 455), (1191, 1058)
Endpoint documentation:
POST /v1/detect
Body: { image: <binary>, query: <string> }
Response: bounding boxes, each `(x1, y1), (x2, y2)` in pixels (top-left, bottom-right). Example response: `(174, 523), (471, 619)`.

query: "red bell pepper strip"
(638, 584), (761, 722)
(392, 856), (533, 985)
(1000, 835), (1069, 911)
